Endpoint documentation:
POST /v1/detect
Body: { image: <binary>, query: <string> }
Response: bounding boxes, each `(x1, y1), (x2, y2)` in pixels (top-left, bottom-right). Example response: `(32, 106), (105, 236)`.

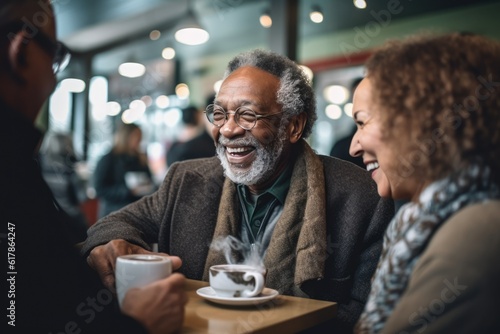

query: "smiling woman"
(349, 78), (394, 199)
(354, 33), (500, 333)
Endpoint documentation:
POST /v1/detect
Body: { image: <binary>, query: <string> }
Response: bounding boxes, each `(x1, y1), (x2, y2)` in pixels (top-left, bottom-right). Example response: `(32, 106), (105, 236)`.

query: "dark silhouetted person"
(0, 1), (186, 332)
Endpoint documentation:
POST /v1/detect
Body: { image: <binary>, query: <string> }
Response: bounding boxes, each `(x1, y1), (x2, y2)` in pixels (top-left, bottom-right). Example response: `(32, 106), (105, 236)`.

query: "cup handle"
(242, 272), (264, 297)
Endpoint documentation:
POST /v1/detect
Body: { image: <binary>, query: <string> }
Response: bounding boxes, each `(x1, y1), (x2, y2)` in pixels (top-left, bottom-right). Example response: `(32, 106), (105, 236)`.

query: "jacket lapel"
(264, 141), (327, 295)
(202, 178), (241, 280)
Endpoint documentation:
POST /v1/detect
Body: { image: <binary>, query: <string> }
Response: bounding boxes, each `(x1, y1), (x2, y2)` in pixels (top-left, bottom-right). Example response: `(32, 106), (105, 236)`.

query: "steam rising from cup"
(210, 236), (265, 271)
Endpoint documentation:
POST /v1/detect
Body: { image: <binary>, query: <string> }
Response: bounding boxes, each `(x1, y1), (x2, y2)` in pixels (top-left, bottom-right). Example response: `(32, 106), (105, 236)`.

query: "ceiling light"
(326, 104), (342, 120)
(121, 109), (136, 124)
(163, 108), (182, 127)
(175, 25), (209, 46)
(129, 99), (147, 114)
(118, 62), (146, 78)
(149, 30), (161, 40)
(162, 47), (176, 60)
(354, 0), (367, 9)
(141, 95), (153, 107)
(175, 83), (190, 99)
(299, 65), (314, 82)
(309, 6), (323, 23)
(323, 85), (349, 104)
(259, 10), (272, 28)
(89, 76), (108, 105)
(174, 4), (209, 46)
(213, 79), (223, 93)
(122, 105), (146, 124)
(60, 78), (86, 93)
(156, 95), (170, 109)
(344, 103), (354, 117)
(105, 101), (121, 116)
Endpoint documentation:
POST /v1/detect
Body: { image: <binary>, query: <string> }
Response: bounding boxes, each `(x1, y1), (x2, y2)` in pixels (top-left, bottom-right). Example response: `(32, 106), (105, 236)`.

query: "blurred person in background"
(166, 103), (215, 167)
(94, 122), (155, 218)
(38, 132), (88, 242)
(350, 33), (500, 333)
(0, 1), (186, 332)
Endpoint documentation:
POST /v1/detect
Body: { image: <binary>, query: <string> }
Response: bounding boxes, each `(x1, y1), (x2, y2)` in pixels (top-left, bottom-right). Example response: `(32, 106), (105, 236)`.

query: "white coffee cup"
(209, 264), (265, 298)
(115, 254), (172, 308)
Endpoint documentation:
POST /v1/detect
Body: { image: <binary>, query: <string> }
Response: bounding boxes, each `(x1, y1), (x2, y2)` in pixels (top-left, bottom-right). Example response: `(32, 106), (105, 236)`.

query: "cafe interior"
(42, 0), (500, 225)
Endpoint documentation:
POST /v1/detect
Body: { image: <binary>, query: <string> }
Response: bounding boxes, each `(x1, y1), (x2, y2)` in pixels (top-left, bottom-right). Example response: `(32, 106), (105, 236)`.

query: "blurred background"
(40, 0), (500, 223)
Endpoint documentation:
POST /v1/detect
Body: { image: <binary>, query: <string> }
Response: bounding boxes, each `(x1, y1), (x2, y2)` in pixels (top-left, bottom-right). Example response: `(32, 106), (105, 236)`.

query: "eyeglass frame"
(204, 104), (283, 130)
(1, 21), (71, 74)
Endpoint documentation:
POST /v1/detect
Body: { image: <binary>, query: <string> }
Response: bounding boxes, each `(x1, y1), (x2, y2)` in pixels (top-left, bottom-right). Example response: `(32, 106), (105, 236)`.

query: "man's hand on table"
(87, 239), (183, 291)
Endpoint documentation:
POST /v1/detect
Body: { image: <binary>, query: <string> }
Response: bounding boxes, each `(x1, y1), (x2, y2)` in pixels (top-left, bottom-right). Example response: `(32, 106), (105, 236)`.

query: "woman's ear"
(287, 112), (307, 144)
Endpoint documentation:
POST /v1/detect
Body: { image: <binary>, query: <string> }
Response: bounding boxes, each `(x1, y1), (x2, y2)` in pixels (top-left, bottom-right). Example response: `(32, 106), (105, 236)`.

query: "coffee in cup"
(115, 254), (172, 308)
(209, 264), (265, 298)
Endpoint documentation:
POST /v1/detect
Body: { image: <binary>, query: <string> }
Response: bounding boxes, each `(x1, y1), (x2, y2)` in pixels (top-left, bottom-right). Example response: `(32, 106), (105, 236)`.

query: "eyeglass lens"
(52, 42), (71, 74)
(206, 105), (258, 130)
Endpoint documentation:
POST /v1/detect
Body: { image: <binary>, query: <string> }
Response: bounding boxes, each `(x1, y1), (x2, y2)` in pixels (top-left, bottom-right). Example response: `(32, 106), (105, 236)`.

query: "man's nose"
(220, 113), (245, 137)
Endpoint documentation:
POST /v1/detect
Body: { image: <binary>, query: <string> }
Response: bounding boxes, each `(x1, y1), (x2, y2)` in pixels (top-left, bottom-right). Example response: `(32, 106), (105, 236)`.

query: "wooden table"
(181, 279), (337, 333)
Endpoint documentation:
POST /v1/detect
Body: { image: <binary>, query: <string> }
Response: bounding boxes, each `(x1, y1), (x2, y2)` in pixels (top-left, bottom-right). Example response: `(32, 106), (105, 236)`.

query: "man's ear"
(287, 112), (307, 144)
(8, 31), (28, 71)
(5, 31), (29, 84)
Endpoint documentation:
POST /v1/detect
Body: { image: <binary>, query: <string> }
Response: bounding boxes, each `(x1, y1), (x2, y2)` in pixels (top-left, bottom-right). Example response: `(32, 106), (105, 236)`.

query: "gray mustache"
(218, 135), (258, 147)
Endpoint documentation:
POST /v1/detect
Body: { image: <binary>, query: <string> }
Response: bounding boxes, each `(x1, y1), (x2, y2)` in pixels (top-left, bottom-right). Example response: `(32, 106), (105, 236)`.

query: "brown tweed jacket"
(83, 140), (394, 331)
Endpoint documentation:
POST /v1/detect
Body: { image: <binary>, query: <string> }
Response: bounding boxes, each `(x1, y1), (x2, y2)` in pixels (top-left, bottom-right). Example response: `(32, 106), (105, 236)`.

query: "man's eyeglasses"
(205, 104), (282, 131)
(33, 31), (71, 74)
(1, 21), (71, 74)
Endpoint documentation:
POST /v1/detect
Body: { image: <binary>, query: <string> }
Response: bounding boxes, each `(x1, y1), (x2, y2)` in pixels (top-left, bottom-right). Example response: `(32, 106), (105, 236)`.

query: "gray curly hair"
(222, 49), (317, 139)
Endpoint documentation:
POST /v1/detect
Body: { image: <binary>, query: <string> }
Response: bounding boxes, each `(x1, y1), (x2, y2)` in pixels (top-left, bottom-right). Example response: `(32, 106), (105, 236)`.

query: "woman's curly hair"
(366, 33), (500, 184)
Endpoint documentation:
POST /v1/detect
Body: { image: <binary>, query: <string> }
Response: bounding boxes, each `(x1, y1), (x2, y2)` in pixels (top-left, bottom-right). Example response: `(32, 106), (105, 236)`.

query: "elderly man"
(83, 50), (394, 331)
(0, 1), (186, 333)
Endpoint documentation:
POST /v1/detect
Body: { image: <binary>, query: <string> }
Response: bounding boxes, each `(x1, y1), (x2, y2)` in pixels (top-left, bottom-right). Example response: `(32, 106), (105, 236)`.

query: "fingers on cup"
(115, 254), (172, 308)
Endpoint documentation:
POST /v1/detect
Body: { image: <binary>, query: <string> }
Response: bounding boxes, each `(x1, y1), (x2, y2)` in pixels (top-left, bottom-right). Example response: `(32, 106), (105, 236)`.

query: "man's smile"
(225, 145), (256, 166)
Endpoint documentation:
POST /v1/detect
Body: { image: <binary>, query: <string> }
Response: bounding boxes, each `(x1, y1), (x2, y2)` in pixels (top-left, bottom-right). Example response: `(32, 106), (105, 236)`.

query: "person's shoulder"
(319, 154), (374, 188)
(428, 200), (500, 257)
(319, 154), (387, 209)
(320, 154), (366, 174)
(414, 200), (500, 282)
(384, 201), (500, 334)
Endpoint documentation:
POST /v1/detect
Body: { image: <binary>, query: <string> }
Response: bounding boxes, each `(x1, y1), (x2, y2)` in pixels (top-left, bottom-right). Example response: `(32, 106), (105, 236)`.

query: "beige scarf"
(202, 140), (327, 297)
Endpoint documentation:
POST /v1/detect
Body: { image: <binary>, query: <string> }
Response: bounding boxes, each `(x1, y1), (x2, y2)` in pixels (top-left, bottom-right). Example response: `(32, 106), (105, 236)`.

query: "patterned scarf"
(356, 164), (500, 333)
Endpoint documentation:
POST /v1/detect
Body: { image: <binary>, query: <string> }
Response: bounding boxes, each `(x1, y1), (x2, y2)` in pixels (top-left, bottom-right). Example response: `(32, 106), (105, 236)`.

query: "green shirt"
(237, 164), (293, 242)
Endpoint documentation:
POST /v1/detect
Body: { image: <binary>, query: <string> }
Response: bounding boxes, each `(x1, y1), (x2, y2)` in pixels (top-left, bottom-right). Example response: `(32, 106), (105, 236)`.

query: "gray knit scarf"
(356, 164), (500, 333)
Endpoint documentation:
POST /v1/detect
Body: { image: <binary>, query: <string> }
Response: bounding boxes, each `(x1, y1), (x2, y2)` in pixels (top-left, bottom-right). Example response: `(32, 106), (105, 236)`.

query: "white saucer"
(196, 287), (279, 306)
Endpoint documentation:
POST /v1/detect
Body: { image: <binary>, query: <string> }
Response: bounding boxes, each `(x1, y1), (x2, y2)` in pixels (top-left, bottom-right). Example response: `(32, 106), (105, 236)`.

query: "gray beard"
(216, 127), (286, 186)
